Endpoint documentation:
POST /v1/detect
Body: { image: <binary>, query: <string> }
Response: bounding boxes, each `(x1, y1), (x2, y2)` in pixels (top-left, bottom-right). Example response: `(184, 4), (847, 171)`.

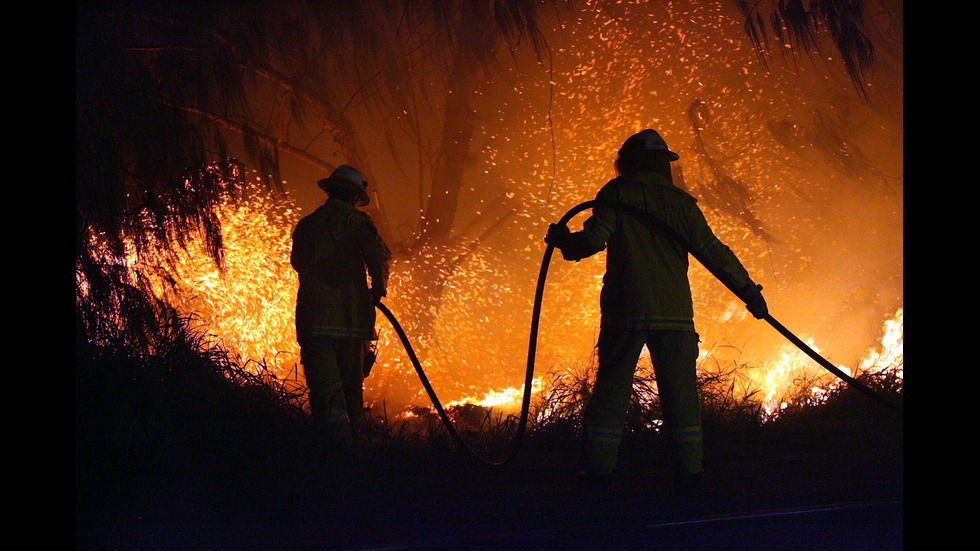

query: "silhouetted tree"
(75, 0), (567, 345)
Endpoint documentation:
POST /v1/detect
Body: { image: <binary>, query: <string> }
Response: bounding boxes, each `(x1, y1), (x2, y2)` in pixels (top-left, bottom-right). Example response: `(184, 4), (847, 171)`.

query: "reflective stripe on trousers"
(582, 328), (702, 476)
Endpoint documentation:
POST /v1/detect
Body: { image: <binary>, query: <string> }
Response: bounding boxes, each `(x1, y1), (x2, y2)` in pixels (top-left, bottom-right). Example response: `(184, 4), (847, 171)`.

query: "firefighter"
(291, 164), (391, 449)
(545, 129), (768, 495)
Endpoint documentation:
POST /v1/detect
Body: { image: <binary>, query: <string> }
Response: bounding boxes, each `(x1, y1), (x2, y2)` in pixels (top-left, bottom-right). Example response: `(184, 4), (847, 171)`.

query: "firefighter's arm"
(687, 208), (767, 319)
(545, 194), (614, 262)
(546, 222), (607, 261)
(356, 212), (392, 302)
(697, 237), (768, 319)
(366, 247), (390, 303)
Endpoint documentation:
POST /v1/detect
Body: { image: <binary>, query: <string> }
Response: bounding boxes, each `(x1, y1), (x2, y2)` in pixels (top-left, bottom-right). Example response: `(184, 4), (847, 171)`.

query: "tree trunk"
(402, 39), (489, 337)
(417, 43), (486, 248)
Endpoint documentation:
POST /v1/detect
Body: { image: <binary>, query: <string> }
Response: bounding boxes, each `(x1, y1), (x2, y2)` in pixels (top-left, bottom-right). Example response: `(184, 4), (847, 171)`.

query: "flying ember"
(124, 0), (903, 419)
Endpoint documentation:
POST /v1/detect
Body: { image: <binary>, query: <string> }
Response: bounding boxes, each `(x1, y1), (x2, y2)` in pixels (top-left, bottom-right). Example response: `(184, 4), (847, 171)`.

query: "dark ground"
(76, 419), (903, 550)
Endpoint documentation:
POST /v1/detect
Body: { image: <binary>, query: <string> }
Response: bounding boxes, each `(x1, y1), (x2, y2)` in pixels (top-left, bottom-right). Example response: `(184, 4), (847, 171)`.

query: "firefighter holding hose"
(545, 129), (768, 497)
(291, 165), (391, 450)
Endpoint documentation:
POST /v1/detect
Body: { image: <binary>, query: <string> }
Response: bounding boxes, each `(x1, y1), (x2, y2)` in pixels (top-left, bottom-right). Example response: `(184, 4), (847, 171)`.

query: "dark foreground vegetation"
(76, 315), (903, 550)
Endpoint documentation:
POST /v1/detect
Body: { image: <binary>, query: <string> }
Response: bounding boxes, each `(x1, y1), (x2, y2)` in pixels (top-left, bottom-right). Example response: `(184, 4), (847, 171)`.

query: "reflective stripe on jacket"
(291, 198), (391, 342)
(564, 171), (757, 332)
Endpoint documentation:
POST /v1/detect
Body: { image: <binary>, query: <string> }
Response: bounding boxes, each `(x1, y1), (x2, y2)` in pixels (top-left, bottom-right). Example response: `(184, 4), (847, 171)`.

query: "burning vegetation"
(89, 165), (900, 424)
(77, 0), (902, 424)
(76, 6), (903, 548)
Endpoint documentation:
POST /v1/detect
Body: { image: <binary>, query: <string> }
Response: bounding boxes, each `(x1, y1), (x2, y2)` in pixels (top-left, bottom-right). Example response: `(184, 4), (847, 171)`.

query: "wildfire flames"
(96, 0), (902, 420)
(145, 175), (901, 420)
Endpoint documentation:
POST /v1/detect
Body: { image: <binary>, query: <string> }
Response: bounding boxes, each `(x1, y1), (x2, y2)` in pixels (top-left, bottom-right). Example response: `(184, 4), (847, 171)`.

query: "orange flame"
(114, 182), (901, 420)
(103, 1), (902, 419)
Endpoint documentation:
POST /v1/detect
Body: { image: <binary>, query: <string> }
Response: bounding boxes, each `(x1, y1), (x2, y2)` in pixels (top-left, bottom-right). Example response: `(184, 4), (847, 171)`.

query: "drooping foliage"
(75, 0), (567, 348)
(737, 0), (877, 100)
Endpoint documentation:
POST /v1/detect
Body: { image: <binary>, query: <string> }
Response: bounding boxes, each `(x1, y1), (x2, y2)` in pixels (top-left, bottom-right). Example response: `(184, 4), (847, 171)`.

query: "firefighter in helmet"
(291, 164), (391, 448)
(545, 129), (768, 495)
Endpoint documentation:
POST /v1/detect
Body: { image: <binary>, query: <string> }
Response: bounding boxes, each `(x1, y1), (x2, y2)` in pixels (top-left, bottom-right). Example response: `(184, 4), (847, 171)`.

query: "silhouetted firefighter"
(291, 165), (391, 449)
(545, 129), (768, 497)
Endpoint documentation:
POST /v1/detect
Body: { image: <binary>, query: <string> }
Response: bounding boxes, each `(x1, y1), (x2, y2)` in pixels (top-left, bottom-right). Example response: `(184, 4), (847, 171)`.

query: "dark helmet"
(618, 129), (679, 162)
(317, 164), (370, 207)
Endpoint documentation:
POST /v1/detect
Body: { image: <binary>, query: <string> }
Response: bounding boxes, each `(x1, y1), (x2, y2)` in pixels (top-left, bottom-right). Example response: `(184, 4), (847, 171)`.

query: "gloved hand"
(371, 287), (387, 304)
(545, 223), (571, 249)
(743, 284), (768, 319)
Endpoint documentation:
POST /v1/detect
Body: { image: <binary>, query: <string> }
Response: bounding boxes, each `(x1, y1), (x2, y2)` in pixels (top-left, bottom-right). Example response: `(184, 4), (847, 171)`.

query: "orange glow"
(102, 0), (901, 420)
(129, 183), (900, 419)
(446, 378), (544, 411)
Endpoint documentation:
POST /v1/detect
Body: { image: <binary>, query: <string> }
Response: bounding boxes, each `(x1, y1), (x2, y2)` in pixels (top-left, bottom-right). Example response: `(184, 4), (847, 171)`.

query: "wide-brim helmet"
(317, 164), (370, 207)
(618, 129), (680, 162)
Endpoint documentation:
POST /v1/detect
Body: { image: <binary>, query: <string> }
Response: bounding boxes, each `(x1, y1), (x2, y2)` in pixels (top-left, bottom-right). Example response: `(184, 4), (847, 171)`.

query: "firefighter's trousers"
(582, 328), (702, 476)
(300, 337), (365, 447)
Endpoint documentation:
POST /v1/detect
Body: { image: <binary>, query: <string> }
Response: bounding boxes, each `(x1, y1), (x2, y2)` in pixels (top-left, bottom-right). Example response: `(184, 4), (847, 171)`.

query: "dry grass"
(76, 307), (902, 524)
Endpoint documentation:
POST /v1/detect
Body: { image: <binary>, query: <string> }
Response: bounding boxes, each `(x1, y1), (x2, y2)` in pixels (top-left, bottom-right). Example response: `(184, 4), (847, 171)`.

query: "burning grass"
(80, 166), (902, 420)
(77, 176), (903, 540)
(76, 305), (902, 495)
(76, 300), (902, 549)
(76, 301), (903, 551)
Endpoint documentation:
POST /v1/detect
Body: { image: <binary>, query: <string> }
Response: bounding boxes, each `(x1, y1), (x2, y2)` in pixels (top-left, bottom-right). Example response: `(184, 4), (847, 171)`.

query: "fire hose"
(375, 199), (902, 466)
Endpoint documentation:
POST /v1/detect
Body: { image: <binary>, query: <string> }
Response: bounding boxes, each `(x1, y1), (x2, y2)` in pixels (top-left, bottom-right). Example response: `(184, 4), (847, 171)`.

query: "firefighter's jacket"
(562, 171), (759, 333)
(291, 198), (391, 343)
